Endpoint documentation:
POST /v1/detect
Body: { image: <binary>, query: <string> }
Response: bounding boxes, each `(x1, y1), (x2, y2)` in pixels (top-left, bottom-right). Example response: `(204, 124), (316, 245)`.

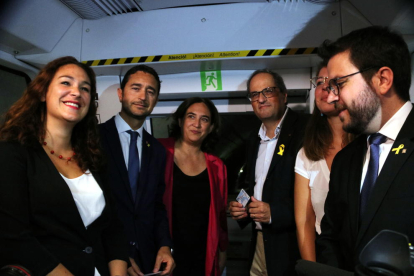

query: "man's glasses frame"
(327, 67), (375, 96)
(247, 87), (279, 102)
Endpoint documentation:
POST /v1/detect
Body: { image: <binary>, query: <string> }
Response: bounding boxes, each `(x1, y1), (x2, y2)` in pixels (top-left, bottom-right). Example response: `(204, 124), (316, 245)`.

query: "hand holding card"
(236, 189), (251, 207)
(229, 189), (250, 220)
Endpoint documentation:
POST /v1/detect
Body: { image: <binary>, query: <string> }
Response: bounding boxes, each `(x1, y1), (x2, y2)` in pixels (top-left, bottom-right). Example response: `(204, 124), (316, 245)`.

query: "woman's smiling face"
(315, 67), (337, 116)
(180, 102), (213, 145)
(43, 64), (92, 125)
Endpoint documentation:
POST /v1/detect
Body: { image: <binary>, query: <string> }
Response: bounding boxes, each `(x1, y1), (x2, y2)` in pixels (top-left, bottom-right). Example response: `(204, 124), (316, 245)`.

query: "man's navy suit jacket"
(99, 117), (172, 273)
(317, 105), (414, 271)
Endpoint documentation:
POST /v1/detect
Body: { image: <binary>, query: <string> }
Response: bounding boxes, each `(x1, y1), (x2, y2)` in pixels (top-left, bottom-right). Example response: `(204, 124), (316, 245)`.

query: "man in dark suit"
(316, 26), (413, 272)
(229, 69), (308, 275)
(99, 65), (174, 276)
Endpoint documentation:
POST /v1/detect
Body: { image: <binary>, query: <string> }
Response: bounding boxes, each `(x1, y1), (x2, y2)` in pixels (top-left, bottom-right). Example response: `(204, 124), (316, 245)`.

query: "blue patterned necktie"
(126, 130), (139, 201)
(360, 133), (387, 215)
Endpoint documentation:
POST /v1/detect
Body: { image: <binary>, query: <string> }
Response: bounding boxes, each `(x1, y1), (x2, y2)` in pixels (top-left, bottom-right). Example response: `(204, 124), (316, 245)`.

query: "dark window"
(0, 65), (30, 123)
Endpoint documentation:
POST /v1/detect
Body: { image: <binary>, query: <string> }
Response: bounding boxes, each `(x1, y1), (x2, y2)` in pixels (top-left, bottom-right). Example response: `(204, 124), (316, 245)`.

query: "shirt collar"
(376, 101), (412, 141)
(114, 113), (144, 137)
(258, 107), (289, 141)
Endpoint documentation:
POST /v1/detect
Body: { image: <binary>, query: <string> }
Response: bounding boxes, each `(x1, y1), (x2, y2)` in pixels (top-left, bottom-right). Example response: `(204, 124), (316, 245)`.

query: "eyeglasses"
(247, 87), (278, 102)
(327, 67), (374, 96)
(310, 76), (329, 88)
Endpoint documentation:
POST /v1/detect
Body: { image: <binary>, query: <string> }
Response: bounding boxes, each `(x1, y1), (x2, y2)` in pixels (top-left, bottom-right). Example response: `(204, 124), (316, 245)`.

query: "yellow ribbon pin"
(392, 144), (404, 154)
(277, 144), (285, 156)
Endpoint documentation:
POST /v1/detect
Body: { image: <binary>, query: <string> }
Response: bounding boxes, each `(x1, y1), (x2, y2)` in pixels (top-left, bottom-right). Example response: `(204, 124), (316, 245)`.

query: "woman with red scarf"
(159, 97), (228, 276)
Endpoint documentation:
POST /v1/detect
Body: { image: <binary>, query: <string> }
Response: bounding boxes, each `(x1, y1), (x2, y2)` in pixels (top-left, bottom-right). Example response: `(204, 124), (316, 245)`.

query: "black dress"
(172, 163), (211, 276)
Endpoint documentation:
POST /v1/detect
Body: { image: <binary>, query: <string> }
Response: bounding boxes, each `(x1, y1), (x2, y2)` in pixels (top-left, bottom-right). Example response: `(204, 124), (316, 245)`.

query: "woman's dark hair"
(303, 63), (354, 161)
(169, 97), (221, 153)
(0, 56), (103, 172)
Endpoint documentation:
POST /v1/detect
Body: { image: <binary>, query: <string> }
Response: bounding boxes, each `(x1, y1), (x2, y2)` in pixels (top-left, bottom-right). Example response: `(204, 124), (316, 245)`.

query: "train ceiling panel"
(59, 0), (141, 19)
(138, 0), (267, 12)
(59, 0), (269, 19)
(0, 0), (78, 55)
(345, 0), (414, 35)
(0, 0), (413, 78)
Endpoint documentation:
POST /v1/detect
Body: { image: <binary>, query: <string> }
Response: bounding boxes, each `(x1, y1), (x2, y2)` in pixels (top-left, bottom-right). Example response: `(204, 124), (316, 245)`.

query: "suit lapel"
(37, 144), (89, 236)
(248, 135), (261, 193)
(89, 172), (109, 225)
(135, 130), (151, 207)
(247, 109), (296, 195)
(266, 109), (297, 175)
(357, 109), (414, 246)
(103, 118), (134, 202)
(205, 153), (218, 212)
(346, 136), (368, 242)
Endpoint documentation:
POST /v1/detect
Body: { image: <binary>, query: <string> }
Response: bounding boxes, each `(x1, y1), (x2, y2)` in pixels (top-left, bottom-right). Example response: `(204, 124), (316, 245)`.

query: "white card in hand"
(236, 189), (250, 207)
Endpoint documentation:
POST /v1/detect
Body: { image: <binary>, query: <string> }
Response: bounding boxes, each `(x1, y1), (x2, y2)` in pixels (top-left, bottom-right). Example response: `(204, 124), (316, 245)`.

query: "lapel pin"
(277, 144), (285, 156)
(392, 144), (404, 154)
(146, 141), (150, 147)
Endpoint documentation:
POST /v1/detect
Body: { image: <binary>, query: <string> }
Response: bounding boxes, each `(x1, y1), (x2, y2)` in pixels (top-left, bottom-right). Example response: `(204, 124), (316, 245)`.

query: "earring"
(321, 112), (324, 117)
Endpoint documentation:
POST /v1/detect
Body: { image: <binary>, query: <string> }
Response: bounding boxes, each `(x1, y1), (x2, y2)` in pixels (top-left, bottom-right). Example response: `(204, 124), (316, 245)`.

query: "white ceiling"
(0, 0), (413, 77)
(60, 0), (271, 19)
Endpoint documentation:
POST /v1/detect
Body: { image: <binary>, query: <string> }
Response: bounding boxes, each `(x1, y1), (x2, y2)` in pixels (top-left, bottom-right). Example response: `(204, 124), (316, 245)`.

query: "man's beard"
(121, 101), (151, 120)
(335, 85), (381, 135)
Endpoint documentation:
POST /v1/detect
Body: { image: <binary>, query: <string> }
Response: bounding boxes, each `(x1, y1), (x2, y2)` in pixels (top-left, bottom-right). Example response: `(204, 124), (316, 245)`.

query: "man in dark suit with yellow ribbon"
(229, 69), (309, 275)
(316, 26), (413, 272)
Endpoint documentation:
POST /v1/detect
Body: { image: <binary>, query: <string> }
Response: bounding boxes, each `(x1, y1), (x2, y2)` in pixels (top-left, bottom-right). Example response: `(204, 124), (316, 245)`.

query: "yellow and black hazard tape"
(82, 47), (318, 67)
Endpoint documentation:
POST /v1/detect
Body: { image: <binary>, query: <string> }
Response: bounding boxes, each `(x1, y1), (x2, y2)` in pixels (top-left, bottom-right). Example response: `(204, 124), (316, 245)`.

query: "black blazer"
(99, 117), (172, 274)
(240, 108), (309, 276)
(317, 106), (414, 271)
(0, 141), (128, 276)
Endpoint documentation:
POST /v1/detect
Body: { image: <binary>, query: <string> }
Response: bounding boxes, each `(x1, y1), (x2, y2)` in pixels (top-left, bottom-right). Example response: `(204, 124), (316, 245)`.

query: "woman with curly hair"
(0, 56), (128, 275)
(159, 97), (228, 276)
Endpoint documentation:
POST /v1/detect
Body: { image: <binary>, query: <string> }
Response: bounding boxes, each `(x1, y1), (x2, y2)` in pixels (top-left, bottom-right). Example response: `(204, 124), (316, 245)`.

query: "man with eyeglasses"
(229, 69), (309, 275)
(316, 26), (413, 272)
